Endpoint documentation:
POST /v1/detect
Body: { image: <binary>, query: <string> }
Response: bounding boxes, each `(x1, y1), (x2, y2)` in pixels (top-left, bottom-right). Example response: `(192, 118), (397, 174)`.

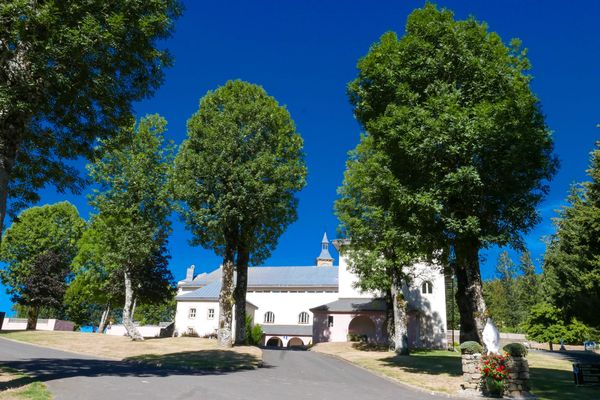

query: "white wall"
(247, 291), (338, 326)
(403, 262), (448, 349)
(175, 300), (220, 337)
(338, 253), (373, 298)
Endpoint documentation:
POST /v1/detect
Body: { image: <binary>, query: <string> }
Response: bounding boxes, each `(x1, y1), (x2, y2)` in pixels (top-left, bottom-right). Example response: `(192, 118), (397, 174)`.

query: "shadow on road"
(1, 353), (268, 392)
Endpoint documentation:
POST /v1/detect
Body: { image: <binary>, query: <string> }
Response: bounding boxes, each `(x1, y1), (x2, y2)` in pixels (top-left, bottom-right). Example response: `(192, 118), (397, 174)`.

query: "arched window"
(298, 312), (310, 324)
(421, 281), (433, 294)
(264, 311), (275, 324)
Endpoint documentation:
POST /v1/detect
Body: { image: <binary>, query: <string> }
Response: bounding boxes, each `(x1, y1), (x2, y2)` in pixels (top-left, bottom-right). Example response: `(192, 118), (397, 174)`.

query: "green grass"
(0, 367), (52, 400)
(124, 349), (263, 371)
(527, 352), (599, 400)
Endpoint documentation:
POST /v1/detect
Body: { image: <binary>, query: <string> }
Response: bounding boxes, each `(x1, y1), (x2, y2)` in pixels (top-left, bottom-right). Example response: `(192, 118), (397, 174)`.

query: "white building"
(175, 233), (447, 348)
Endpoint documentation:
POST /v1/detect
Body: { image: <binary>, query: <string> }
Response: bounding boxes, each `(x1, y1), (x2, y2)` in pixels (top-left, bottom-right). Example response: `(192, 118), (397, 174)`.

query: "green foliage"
(483, 250), (542, 332)
(0, 0), (182, 221)
(502, 343), (528, 357)
(134, 298), (176, 325)
(522, 302), (597, 345)
(174, 80), (307, 264)
(244, 316), (264, 346)
(460, 341), (483, 354)
(544, 142), (600, 329)
(342, 3), (557, 341)
(0, 202), (84, 307)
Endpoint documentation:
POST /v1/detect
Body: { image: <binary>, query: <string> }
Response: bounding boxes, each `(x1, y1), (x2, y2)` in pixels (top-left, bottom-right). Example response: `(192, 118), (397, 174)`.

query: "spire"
(316, 232), (333, 267)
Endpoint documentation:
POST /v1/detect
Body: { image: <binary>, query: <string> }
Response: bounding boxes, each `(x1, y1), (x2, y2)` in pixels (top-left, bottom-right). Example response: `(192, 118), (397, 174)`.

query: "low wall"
(1, 318), (74, 331)
(105, 324), (162, 338)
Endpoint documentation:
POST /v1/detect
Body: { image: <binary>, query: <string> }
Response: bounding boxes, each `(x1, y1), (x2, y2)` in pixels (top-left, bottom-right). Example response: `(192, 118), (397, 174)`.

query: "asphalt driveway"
(0, 337), (448, 400)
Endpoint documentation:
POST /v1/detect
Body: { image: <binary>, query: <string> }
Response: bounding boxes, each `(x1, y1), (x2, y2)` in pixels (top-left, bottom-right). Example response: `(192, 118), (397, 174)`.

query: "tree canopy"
(544, 142), (600, 329)
(0, 0), (182, 235)
(175, 80), (306, 346)
(344, 4), (557, 343)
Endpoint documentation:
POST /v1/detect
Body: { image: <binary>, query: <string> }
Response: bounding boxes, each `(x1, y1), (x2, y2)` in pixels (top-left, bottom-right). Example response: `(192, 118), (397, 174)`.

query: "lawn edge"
(310, 348), (460, 399)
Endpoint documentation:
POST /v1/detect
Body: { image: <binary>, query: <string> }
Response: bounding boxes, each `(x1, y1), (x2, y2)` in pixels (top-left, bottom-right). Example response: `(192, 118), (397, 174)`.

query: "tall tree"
(336, 134), (433, 354)
(516, 250), (540, 323)
(544, 142), (600, 329)
(175, 80), (306, 347)
(483, 251), (518, 329)
(0, 201), (84, 328)
(346, 4), (557, 343)
(88, 115), (175, 340)
(0, 0), (182, 235)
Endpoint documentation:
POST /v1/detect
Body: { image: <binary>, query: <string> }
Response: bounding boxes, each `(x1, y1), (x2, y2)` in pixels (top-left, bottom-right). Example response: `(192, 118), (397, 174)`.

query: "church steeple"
(316, 232), (334, 267)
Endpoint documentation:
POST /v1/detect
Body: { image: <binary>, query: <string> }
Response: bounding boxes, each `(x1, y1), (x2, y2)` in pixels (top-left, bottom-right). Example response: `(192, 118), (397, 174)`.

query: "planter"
(484, 377), (504, 398)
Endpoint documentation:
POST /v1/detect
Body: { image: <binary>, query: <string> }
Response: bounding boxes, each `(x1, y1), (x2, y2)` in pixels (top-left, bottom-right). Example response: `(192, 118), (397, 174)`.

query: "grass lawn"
(0, 331), (262, 371)
(0, 367), (51, 400)
(311, 342), (600, 399)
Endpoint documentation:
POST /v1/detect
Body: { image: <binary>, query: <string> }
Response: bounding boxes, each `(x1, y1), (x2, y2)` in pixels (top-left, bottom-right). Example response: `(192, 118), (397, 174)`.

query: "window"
(207, 308), (215, 320)
(188, 308), (196, 319)
(327, 315), (334, 327)
(264, 311), (275, 324)
(421, 281), (433, 294)
(298, 312), (310, 324)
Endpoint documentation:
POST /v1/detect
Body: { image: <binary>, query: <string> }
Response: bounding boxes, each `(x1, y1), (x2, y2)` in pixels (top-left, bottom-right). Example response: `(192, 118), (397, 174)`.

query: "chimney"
(186, 265), (195, 281)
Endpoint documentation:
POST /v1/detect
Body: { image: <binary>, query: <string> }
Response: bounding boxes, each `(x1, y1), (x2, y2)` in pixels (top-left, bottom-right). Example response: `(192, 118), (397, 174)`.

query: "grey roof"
(176, 266), (337, 301)
(310, 298), (387, 313)
(179, 265), (338, 291)
(261, 324), (313, 336)
(176, 280), (221, 300)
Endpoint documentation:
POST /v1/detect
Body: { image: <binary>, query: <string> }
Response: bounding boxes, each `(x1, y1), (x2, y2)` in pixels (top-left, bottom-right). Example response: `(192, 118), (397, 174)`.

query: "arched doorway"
(266, 337), (283, 347)
(348, 316), (376, 341)
(287, 337), (304, 348)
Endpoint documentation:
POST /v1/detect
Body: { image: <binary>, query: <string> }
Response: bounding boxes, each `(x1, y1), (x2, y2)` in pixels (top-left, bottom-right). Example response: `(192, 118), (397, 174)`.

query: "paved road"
(0, 337), (449, 400)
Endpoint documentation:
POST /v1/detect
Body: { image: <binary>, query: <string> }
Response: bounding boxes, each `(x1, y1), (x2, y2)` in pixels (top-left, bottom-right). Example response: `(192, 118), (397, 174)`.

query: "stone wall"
(507, 356), (531, 398)
(460, 353), (482, 391)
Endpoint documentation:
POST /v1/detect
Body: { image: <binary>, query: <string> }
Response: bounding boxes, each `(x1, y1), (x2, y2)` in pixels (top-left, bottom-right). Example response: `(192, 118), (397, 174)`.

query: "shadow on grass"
(350, 343), (462, 377)
(124, 350), (262, 371)
(1, 350), (266, 392)
(530, 365), (599, 400)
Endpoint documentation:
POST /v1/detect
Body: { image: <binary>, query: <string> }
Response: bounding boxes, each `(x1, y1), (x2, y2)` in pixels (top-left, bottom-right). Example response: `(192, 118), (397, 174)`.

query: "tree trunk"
(391, 270), (409, 355)
(384, 288), (395, 349)
(26, 305), (38, 330)
(218, 241), (235, 348)
(98, 304), (110, 334)
(454, 241), (487, 344)
(234, 247), (250, 345)
(0, 131), (19, 239)
(122, 269), (143, 341)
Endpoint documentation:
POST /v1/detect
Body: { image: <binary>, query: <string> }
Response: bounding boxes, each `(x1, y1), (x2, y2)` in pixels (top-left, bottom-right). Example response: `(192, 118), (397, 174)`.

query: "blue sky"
(1, 1), (599, 314)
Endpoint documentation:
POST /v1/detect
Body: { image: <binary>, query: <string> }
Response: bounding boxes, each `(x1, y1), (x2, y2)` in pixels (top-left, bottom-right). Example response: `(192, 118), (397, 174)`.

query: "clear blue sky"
(1, 1), (599, 314)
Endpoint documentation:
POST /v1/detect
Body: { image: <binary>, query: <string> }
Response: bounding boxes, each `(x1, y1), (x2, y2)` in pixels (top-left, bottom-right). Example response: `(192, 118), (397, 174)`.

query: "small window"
(188, 308), (196, 319)
(421, 281), (433, 294)
(264, 311), (275, 324)
(298, 312), (310, 324)
(327, 315), (334, 327)
(207, 308), (215, 320)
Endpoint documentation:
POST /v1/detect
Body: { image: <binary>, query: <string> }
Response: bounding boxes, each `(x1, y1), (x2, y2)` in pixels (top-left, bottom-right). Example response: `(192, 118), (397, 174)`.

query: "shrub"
(181, 329), (199, 337)
(460, 341), (483, 354)
(347, 333), (368, 343)
(244, 315), (264, 346)
(503, 342), (528, 357)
